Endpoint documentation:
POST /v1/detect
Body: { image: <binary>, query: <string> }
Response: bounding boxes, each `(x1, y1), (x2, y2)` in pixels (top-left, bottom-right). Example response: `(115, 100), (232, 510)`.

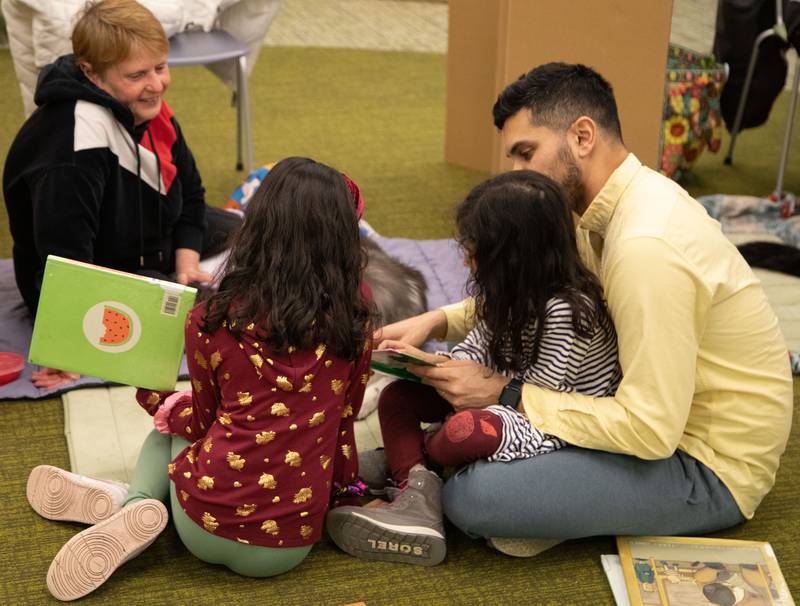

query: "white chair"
(168, 29), (253, 172)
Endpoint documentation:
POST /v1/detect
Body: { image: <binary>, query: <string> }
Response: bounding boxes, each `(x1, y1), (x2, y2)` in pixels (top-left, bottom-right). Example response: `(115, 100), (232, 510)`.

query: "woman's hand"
(175, 248), (212, 286)
(410, 358), (508, 411)
(373, 309), (447, 349)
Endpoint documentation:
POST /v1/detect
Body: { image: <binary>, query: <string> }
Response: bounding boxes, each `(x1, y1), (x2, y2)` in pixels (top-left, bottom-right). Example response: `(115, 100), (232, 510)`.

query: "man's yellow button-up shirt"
(442, 154), (792, 518)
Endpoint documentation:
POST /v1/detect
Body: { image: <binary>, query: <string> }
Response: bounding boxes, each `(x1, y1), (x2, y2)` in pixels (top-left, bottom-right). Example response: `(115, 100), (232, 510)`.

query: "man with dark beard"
(371, 63), (792, 556)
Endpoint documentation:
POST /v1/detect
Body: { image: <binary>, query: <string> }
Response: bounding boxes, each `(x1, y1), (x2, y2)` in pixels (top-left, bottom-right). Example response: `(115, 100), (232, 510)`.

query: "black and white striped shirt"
(450, 296), (621, 462)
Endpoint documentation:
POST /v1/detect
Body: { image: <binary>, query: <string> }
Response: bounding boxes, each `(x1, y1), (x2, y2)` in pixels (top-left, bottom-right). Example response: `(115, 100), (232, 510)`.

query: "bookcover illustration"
(29, 255), (196, 390)
(617, 535), (794, 606)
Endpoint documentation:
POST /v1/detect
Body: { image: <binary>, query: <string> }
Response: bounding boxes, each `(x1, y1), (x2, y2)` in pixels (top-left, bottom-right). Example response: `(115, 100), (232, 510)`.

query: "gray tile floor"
(264, 0), (448, 52)
(0, 1), (793, 87)
(671, 0), (718, 54)
(263, 0), (796, 87)
(264, 0), (717, 54)
(0, 0), (779, 70)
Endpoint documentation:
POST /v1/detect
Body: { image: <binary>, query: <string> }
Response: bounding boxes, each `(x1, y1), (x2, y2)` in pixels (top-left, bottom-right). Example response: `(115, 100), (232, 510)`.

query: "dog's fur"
(362, 235), (428, 326)
(359, 236), (428, 419)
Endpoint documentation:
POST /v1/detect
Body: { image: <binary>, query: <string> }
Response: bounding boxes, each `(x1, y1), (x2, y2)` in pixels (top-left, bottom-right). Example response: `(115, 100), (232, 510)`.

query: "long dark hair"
(202, 157), (372, 360)
(456, 170), (612, 373)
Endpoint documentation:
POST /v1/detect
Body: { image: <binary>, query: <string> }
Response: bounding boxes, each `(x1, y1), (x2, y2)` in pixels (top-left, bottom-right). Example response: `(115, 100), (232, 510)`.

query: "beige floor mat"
(729, 232), (800, 352)
(64, 381), (184, 481)
(65, 380), (383, 480)
(754, 268), (800, 352)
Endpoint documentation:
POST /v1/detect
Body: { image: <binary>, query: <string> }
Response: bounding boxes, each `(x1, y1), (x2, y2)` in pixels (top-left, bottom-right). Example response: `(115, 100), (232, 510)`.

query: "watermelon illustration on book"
(82, 301), (141, 353)
(30, 256), (196, 390)
(101, 305), (132, 345)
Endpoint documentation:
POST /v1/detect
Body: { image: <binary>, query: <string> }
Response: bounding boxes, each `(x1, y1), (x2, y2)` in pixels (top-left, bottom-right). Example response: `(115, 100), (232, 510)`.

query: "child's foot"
(358, 374), (397, 420)
(47, 499), (168, 601)
(27, 465), (129, 524)
(326, 468), (446, 566)
(487, 536), (563, 557)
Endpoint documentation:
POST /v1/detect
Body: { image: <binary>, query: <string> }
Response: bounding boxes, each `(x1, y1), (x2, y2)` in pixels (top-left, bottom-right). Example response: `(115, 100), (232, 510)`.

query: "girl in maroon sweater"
(27, 157), (374, 601)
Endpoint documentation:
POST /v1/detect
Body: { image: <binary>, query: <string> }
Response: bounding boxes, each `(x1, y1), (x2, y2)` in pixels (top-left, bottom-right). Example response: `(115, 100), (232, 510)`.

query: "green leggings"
(124, 429), (312, 577)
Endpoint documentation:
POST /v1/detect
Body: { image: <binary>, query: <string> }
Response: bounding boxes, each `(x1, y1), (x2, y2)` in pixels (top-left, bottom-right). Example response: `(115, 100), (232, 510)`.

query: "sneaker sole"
(327, 508), (446, 566)
(27, 465), (122, 524)
(46, 499), (168, 601)
(488, 537), (562, 557)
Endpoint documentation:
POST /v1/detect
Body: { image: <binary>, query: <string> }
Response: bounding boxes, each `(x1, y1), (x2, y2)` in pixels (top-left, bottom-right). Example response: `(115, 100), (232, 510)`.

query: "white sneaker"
(487, 537), (563, 557)
(47, 499), (168, 601)
(27, 465), (129, 525)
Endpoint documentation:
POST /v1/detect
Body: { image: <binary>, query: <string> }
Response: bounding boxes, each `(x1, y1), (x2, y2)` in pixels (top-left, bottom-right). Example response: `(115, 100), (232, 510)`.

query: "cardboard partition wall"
(445, 0), (675, 173)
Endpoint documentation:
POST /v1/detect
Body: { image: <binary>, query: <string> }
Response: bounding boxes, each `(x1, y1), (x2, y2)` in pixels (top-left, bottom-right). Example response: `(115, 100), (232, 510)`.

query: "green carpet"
(1, 46), (798, 605)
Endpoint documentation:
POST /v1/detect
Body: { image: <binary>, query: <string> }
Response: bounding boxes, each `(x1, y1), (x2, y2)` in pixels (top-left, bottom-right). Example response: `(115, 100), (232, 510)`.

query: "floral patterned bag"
(660, 44), (726, 181)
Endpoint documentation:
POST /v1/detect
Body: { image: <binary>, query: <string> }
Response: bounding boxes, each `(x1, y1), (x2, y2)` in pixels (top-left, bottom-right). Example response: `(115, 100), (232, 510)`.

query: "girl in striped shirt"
(326, 170), (621, 566)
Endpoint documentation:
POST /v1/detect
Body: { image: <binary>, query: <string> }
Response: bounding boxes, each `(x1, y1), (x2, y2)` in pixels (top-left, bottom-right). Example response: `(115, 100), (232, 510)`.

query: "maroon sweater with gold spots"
(136, 303), (370, 547)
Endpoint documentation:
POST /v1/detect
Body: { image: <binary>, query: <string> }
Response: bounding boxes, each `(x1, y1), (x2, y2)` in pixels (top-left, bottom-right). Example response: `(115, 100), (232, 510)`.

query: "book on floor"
(29, 255), (196, 391)
(613, 535), (794, 606)
(602, 554), (632, 606)
(370, 348), (435, 382)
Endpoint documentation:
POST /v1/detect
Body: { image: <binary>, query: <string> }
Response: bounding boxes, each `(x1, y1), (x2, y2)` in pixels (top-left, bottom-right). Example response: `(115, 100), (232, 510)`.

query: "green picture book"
(29, 255), (197, 391)
(370, 348), (436, 382)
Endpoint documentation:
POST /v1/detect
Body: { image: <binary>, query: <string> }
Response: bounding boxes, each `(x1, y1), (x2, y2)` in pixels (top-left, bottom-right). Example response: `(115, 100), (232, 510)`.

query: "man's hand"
(31, 367), (80, 389)
(373, 309), (448, 349)
(410, 358), (508, 410)
(175, 248), (212, 286)
(376, 339), (443, 365)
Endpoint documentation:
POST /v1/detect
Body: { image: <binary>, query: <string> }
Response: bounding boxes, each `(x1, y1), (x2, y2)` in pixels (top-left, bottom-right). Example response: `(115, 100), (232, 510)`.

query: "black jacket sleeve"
(170, 116), (206, 253)
(30, 153), (108, 266)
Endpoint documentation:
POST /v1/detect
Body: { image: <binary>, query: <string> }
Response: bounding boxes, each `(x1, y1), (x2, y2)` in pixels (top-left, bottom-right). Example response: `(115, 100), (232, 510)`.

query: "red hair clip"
(342, 173), (365, 219)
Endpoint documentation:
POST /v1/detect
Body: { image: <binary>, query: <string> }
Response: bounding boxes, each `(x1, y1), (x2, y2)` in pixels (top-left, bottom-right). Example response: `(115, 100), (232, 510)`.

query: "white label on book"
(161, 291), (181, 317)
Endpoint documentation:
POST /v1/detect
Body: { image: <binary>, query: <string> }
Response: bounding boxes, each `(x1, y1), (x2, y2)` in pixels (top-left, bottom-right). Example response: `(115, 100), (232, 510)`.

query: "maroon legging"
(378, 380), (503, 483)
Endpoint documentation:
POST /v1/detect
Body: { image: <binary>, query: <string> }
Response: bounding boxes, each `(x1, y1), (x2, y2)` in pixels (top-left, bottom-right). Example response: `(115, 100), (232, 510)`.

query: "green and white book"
(370, 348), (435, 382)
(29, 255), (196, 391)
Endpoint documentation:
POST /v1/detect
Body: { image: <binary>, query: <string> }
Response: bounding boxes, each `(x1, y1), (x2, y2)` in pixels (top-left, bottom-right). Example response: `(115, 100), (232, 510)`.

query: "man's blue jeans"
(442, 446), (746, 539)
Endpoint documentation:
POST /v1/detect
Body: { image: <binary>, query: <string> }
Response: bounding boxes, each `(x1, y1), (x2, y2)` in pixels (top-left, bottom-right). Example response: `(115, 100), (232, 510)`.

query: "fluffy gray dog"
(359, 236), (428, 418)
(362, 235), (428, 326)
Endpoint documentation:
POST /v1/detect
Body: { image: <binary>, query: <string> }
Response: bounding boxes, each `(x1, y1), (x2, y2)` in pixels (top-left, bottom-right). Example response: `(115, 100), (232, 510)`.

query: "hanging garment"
(714, 0), (800, 131)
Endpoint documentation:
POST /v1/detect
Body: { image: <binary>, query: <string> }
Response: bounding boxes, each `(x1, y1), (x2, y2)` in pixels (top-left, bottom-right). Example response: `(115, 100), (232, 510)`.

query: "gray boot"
(326, 468), (446, 566)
